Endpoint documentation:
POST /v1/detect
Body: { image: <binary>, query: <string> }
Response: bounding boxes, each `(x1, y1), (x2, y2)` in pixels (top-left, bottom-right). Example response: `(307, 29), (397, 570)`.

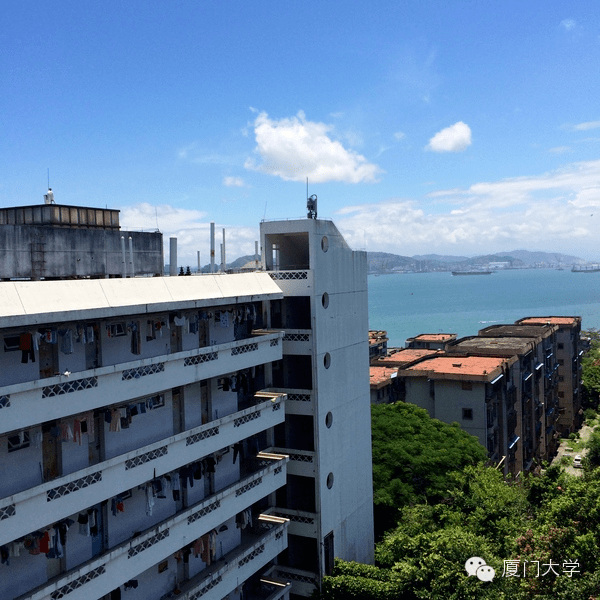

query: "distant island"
(167, 249), (593, 276)
(367, 250), (586, 275)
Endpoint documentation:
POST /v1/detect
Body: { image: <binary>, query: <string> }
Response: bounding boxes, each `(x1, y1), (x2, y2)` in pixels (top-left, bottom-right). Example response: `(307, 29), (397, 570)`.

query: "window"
(8, 431), (30, 452)
(558, 359), (564, 366)
(108, 323), (126, 337)
(558, 343), (564, 349)
(462, 408), (473, 421)
(461, 381), (473, 391)
(148, 394), (165, 409)
(3, 336), (20, 352)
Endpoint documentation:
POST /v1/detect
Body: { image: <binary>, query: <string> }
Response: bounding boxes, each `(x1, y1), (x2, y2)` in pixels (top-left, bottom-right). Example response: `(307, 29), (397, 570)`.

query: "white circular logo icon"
(476, 565), (495, 582)
(465, 557), (486, 577)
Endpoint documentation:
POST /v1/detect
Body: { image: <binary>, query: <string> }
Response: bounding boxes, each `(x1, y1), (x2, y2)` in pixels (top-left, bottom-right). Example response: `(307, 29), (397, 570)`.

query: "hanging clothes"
(220, 311), (229, 328)
(130, 323), (141, 355)
(20, 333), (35, 363)
(78, 513), (90, 536)
(59, 329), (74, 354)
(171, 472), (181, 501)
(145, 484), (155, 516)
(59, 421), (74, 443)
(109, 410), (121, 432)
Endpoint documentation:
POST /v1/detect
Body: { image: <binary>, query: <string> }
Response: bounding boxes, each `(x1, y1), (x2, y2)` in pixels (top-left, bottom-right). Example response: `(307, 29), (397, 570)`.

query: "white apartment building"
(0, 208), (373, 600)
(260, 218), (374, 591)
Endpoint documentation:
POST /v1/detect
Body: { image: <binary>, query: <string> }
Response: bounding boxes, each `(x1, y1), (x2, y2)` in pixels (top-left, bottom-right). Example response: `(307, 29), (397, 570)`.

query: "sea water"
(368, 269), (600, 347)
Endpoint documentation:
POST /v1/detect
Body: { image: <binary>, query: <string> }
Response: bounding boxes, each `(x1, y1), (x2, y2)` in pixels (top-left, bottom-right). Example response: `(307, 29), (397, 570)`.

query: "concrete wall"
(433, 380), (487, 447)
(0, 225), (162, 279)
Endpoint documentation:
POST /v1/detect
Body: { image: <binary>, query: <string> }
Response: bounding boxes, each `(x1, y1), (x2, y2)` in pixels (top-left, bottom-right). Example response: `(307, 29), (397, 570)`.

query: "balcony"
(282, 329), (313, 355)
(0, 331), (283, 434)
(267, 270), (314, 296)
(15, 455), (288, 600)
(160, 516), (290, 600)
(271, 566), (318, 598)
(263, 507), (318, 538)
(0, 395), (286, 546)
(272, 448), (315, 477)
(264, 388), (312, 416)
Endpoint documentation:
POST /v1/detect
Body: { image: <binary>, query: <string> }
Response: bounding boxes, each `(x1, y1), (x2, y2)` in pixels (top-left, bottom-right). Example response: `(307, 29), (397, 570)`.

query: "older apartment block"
(0, 204), (373, 600)
(372, 317), (583, 475)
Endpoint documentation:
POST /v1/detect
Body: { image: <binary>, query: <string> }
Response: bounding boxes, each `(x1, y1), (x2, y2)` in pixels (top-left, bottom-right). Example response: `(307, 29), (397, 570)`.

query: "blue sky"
(2, 1), (600, 264)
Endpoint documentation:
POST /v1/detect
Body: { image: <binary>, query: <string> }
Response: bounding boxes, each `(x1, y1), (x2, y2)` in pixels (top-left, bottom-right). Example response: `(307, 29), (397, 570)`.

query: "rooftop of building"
(406, 333), (457, 342)
(405, 355), (510, 381)
(0, 203), (121, 230)
(447, 335), (535, 356)
(368, 330), (388, 345)
(478, 323), (556, 339)
(0, 272), (283, 328)
(517, 316), (581, 326)
(373, 348), (440, 365)
(369, 366), (398, 388)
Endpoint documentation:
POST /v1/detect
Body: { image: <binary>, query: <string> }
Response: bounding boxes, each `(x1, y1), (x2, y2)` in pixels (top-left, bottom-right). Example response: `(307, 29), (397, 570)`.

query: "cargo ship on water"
(451, 270), (493, 276)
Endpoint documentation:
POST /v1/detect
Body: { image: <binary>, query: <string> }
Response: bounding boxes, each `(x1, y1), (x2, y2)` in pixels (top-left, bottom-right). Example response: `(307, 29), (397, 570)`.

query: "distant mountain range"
(367, 250), (585, 273)
(171, 250), (585, 274)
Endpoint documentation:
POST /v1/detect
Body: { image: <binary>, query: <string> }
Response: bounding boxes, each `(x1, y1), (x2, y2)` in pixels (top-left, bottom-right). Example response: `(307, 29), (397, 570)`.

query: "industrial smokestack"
(128, 236), (134, 277)
(120, 236), (127, 278)
(210, 222), (215, 274)
(169, 237), (177, 277)
(255, 241), (259, 270)
(197, 251), (201, 275)
(222, 228), (226, 272)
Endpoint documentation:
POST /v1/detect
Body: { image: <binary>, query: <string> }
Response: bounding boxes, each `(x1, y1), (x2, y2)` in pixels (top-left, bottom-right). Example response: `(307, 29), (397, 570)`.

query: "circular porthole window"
(325, 412), (333, 428)
(321, 236), (329, 252)
(326, 472), (334, 489)
(322, 292), (329, 308)
(324, 352), (331, 369)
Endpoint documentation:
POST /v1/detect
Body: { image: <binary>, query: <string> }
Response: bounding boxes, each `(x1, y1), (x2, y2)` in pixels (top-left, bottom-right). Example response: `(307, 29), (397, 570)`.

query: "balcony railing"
(263, 388), (312, 416)
(271, 447), (315, 477)
(15, 455), (288, 600)
(0, 331), (283, 435)
(0, 394), (286, 546)
(282, 329), (312, 355)
(263, 506), (318, 538)
(267, 270), (314, 296)
(171, 516), (289, 600)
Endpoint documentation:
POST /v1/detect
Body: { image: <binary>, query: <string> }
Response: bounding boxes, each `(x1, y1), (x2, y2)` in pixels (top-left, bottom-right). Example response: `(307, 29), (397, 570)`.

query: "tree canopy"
(371, 401), (487, 535)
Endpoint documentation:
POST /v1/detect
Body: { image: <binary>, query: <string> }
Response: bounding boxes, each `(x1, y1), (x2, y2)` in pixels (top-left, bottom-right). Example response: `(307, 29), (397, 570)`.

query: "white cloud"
(560, 19), (577, 31)
(549, 146), (571, 153)
(335, 159), (600, 259)
(244, 111), (382, 183)
(564, 120), (600, 132)
(223, 176), (246, 187)
(393, 131), (406, 140)
(426, 121), (472, 152)
(119, 202), (259, 268)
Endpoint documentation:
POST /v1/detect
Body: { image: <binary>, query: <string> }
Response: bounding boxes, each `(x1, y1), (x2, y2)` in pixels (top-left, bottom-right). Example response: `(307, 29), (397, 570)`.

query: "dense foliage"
(321, 465), (600, 599)
(581, 331), (600, 408)
(371, 402), (487, 536)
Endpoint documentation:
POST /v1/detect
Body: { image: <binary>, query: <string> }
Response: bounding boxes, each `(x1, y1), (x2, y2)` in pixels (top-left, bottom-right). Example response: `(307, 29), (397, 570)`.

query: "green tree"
(371, 402), (487, 536)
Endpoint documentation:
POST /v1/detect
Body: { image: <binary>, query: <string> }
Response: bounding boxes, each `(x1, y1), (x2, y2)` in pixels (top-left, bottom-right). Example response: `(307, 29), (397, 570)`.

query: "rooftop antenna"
(44, 168), (55, 205)
(155, 206), (159, 231)
(263, 201), (267, 221)
(307, 189), (317, 220)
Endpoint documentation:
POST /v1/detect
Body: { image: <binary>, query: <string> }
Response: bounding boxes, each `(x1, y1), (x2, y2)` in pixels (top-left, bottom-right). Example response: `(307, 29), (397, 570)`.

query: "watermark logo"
(502, 559), (580, 578)
(465, 557), (495, 582)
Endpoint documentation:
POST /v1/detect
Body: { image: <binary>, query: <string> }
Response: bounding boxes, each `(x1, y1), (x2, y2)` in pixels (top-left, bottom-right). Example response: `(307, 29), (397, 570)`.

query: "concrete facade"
(0, 209), (373, 600)
(261, 218), (374, 591)
(0, 274), (291, 600)
(0, 204), (162, 279)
